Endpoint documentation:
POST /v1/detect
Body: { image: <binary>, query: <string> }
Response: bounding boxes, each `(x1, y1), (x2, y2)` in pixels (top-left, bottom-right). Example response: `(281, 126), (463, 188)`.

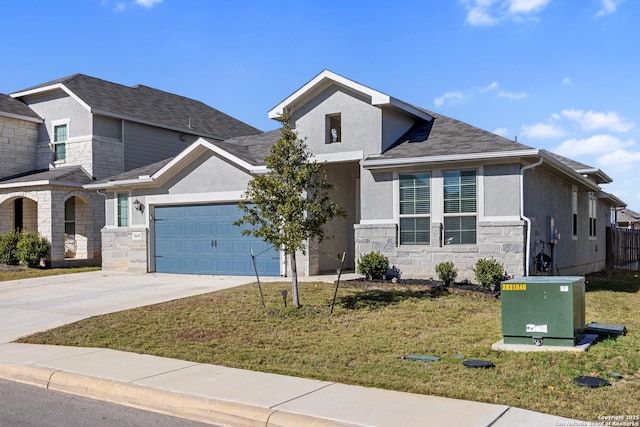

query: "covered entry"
(154, 203), (279, 275)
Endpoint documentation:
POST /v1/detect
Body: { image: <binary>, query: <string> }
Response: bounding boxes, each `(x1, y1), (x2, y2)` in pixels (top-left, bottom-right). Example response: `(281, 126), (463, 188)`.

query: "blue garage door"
(154, 203), (279, 276)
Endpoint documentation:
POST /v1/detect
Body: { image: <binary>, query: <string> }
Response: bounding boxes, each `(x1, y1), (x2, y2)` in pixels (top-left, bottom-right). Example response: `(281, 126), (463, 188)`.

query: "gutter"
(521, 157), (544, 276)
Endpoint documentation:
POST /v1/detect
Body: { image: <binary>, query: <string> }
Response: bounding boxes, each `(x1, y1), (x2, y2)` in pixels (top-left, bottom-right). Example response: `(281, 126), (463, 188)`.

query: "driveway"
(0, 271), (260, 343)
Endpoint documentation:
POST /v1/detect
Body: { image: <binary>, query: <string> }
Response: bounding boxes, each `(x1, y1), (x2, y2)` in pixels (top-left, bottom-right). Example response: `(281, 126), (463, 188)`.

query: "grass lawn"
(18, 269), (640, 421)
(0, 265), (100, 282)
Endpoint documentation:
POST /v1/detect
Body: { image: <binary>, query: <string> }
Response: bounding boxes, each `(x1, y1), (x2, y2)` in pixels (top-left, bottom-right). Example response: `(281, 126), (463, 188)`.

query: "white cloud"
(554, 134), (634, 157)
(462, 0), (550, 26)
(521, 122), (565, 139)
(561, 109), (635, 132)
(434, 91), (465, 107)
(597, 148), (640, 172)
(136, 0), (162, 7)
(482, 82), (499, 92)
(498, 90), (527, 100)
(562, 77), (572, 86)
(494, 127), (509, 137)
(596, 0), (620, 16)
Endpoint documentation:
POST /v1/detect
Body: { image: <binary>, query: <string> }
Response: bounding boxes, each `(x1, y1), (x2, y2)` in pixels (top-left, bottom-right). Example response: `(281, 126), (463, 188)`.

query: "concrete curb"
(0, 364), (352, 427)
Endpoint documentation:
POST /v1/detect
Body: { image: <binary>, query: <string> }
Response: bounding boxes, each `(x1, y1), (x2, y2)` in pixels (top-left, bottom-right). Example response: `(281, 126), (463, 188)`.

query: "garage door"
(154, 203), (280, 276)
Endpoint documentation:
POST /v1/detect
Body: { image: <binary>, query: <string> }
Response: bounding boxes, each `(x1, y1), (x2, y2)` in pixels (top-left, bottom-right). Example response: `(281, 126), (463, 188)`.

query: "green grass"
(0, 266), (101, 282)
(18, 270), (640, 421)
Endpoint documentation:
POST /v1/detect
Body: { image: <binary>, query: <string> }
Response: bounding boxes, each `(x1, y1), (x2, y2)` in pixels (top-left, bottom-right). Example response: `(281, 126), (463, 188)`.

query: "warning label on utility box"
(526, 324), (548, 333)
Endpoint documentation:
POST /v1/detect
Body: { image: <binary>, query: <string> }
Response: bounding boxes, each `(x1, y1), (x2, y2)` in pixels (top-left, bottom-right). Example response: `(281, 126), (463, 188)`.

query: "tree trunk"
(290, 252), (300, 307)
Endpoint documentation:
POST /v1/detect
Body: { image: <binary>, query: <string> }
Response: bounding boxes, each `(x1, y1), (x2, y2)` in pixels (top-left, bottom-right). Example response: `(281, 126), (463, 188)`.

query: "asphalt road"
(0, 379), (217, 427)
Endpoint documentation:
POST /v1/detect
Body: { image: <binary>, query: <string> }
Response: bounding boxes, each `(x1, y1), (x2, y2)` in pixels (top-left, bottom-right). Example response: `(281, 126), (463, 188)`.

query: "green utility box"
(501, 276), (585, 346)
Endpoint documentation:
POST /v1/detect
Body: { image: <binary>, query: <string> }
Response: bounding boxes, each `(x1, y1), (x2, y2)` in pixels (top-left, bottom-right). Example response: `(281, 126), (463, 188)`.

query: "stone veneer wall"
(0, 116), (38, 177)
(354, 220), (526, 282)
(101, 228), (148, 273)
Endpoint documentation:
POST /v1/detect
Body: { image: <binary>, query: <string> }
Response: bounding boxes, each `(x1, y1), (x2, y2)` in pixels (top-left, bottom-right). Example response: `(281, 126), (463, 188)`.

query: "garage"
(154, 203), (280, 276)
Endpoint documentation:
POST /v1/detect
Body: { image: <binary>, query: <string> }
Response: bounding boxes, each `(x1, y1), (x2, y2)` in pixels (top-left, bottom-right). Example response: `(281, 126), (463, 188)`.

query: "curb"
(0, 364), (355, 427)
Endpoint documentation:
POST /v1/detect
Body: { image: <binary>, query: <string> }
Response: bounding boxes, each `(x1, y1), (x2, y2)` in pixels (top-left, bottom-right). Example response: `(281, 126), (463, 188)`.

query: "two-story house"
(0, 75), (260, 266)
(86, 70), (626, 280)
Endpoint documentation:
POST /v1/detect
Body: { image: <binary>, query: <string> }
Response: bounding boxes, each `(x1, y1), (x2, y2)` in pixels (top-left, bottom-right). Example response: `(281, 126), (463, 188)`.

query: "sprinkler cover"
(573, 376), (610, 388)
(463, 359), (494, 369)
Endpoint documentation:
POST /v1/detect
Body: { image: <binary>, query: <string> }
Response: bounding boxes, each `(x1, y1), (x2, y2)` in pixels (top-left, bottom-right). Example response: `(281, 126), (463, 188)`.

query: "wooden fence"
(606, 227), (640, 270)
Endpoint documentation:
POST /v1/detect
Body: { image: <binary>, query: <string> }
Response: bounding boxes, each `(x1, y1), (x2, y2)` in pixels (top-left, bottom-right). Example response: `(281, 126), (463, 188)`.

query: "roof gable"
(11, 74), (261, 140)
(268, 70), (433, 122)
(0, 93), (42, 122)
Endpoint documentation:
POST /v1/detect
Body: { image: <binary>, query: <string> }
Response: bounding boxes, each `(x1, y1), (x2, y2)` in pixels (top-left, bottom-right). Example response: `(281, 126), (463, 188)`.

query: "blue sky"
(3, 0), (639, 211)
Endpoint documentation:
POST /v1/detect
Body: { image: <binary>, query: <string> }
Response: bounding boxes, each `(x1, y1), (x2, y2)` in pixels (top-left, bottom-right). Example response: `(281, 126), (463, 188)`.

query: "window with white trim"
(588, 192), (597, 238)
(52, 120), (69, 161)
(399, 173), (430, 245)
(117, 193), (129, 227)
(572, 185), (578, 239)
(443, 170), (477, 245)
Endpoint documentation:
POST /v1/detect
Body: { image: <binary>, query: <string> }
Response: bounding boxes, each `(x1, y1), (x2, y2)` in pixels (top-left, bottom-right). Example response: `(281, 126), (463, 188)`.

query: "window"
(117, 193), (129, 227)
(399, 173), (430, 245)
(14, 198), (23, 231)
(65, 197), (76, 237)
(53, 123), (67, 161)
(589, 192), (597, 238)
(443, 170), (477, 245)
(572, 185), (578, 239)
(326, 113), (341, 144)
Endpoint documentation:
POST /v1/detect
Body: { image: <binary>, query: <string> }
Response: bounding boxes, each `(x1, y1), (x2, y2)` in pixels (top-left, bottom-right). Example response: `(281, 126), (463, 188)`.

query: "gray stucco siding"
(381, 108), (416, 153)
(24, 92), (92, 142)
(360, 170), (394, 221)
(483, 163), (521, 218)
(293, 85), (382, 157)
(165, 152), (252, 195)
(123, 122), (198, 171)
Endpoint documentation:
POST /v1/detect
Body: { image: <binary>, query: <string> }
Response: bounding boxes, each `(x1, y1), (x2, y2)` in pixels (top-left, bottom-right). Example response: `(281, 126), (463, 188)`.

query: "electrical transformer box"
(501, 276), (585, 346)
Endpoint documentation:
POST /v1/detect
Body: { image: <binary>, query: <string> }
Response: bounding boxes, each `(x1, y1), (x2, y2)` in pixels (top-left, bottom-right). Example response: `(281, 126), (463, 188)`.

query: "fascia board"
(576, 167), (613, 184)
(84, 177), (154, 189)
(0, 180), (85, 189)
(362, 149), (541, 169)
(313, 150), (364, 163)
(539, 152), (601, 191)
(0, 111), (43, 123)
(598, 191), (626, 207)
(269, 70), (393, 119)
(12, 83), (92, 113)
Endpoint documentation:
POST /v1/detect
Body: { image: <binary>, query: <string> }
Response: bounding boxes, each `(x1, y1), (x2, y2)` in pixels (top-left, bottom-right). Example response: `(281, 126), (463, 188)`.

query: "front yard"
(18, 269), (640, 421)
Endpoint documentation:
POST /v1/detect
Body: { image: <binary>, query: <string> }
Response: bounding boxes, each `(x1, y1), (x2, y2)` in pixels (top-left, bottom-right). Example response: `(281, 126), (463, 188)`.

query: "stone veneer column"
(101, 228), (148, 272)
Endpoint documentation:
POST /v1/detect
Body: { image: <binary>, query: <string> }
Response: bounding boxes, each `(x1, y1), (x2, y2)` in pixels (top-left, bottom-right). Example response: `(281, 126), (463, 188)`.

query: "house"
(85, 70), (626, 280)
(618, 208), (640, 230)
(0, 75), (260, 266)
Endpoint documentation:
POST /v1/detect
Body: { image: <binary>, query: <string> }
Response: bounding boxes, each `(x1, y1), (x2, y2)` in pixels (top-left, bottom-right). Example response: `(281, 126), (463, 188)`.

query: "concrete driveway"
(0, 271), (261, 343)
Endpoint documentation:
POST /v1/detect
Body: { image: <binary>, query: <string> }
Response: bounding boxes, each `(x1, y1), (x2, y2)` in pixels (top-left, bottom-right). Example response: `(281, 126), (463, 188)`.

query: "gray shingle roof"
(0, 166), (93, 186)
(375, 111), (535, 159)
(209, 129), (281, 165)
(90, 158), (174, 185)
(13, 74), (261, 140)
(0, 93), (41, 120)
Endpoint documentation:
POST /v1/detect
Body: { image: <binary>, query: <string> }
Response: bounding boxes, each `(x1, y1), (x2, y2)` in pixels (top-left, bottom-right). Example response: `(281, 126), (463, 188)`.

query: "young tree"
(235, 110), (345, 307)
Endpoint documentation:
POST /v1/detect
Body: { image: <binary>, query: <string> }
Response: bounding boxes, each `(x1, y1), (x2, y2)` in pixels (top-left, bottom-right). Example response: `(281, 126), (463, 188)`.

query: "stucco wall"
(483, 163), (521, 218)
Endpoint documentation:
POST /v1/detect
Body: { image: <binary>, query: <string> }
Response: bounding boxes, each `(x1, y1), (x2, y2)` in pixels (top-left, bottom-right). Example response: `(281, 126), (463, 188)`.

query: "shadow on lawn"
(339, 287), (448, 310)
(585, 269), (640, 293)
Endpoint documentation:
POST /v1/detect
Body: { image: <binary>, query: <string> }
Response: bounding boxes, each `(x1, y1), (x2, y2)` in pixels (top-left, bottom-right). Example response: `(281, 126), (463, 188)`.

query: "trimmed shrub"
(435, 261), (458, 286)
(16, 232), (50, 268)
(473, 258), (505, 289)
(357, 251), (389, 280)
(0, 229), (22, 265)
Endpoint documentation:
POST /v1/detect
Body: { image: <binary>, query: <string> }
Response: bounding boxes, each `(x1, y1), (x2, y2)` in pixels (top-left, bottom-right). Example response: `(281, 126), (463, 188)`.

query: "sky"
(2, 0), (639, 212)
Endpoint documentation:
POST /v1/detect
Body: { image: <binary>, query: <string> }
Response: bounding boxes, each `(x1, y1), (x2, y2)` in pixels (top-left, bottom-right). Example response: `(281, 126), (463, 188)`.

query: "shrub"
(16, 232), (49, 268)
(357, 251), (389, 280)
(435, 261), (458, 286)
(473, 258), (505, 289)
(0, 229), (22, 265)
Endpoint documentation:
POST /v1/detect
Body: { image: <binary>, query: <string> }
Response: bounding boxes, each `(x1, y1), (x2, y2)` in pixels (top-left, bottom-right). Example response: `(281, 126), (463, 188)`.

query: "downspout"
(520, 157), (544, 276)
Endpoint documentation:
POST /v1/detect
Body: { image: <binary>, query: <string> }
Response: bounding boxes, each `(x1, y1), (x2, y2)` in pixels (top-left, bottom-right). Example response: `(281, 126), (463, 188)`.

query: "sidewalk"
(0, 271), (583, 426)
(0, 343), (579, 426)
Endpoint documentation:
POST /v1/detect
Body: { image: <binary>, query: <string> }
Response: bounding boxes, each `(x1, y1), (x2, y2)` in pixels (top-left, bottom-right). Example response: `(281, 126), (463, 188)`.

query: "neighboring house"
(0, 75), (260, 266)
(86, 70), (626, 280)
(618, 208), (640, 230)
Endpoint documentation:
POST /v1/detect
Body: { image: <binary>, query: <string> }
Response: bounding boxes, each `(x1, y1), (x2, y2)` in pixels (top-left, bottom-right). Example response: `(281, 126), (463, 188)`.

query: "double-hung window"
(443, 170), (477, 245)
(588, 192), (597, 238)
(117, 193), (129, 227)
(399, 173), (430, 245)
(53, 122), (68, 161)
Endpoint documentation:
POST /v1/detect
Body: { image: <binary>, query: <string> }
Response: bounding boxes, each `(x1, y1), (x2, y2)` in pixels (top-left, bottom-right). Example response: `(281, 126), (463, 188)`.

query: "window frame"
(588, 192), (597, 239)
(572, 185), (578, 240)
(442, 169), (477, 245)
(64, 197), (76, 237)
(326, 113), (342, 144)
(117, 193), (129, 227)
(398, 172), (431, 246)
(51, 119), (69, 162)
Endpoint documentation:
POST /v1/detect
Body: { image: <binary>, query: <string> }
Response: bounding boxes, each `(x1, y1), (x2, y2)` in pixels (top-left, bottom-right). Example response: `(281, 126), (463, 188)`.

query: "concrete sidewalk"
(0, 343), (578, 427)
(0, 271), (583, 426)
